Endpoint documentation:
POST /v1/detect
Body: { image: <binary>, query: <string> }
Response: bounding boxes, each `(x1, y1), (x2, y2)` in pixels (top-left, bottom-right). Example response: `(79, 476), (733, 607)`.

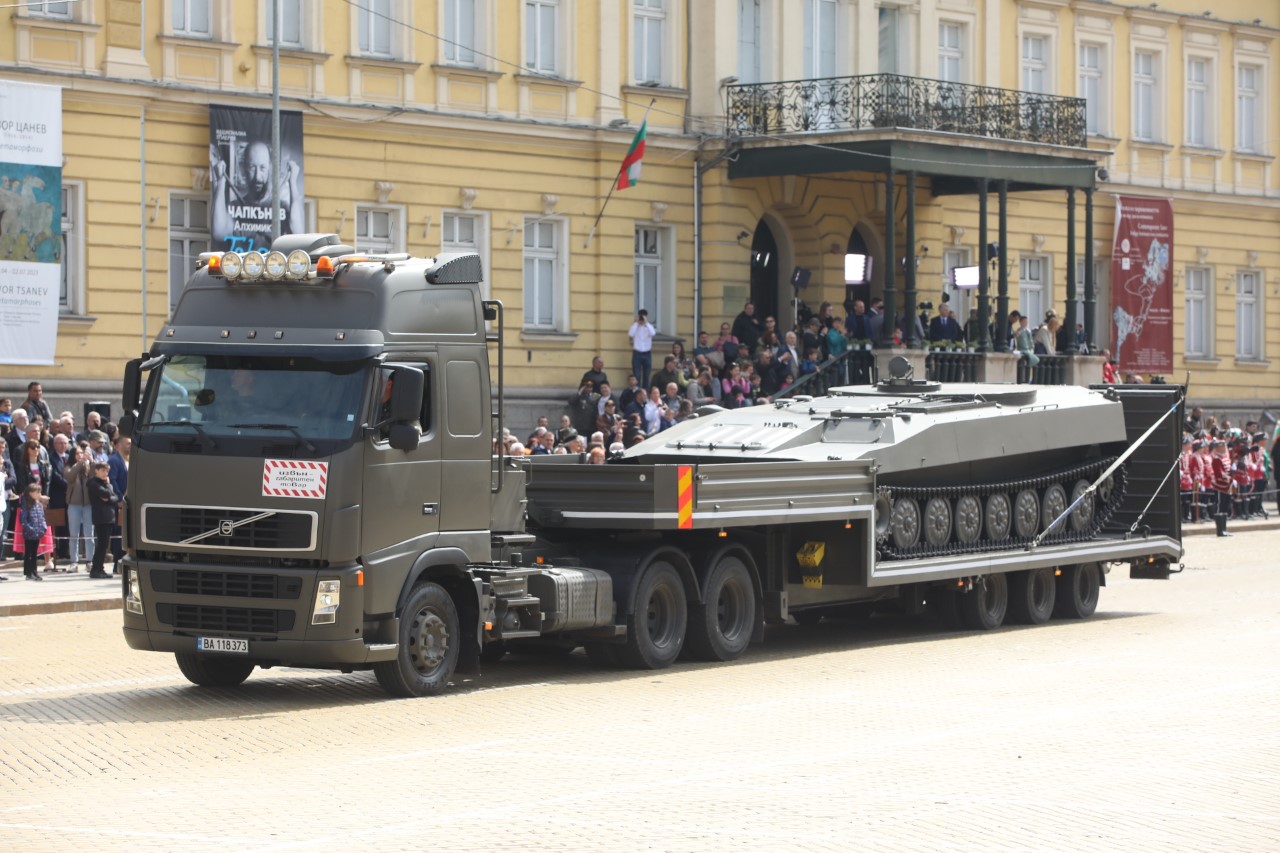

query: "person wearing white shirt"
(628, 309), (657, 391)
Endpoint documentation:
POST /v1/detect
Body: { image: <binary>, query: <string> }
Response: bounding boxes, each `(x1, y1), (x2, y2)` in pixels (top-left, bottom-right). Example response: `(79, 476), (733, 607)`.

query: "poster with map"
(1111, 196), (1174, 375)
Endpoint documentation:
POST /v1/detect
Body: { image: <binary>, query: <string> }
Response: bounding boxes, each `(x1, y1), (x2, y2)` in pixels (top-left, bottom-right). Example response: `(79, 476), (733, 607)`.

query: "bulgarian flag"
(617, 119), (647, 190)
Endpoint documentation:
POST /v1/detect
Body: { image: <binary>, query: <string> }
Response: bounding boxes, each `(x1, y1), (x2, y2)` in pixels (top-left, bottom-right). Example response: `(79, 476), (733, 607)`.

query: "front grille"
(138, 550), (328, 570)
(150, 569), (303, 600)
(143, 505), (315, 551)
(156, 603), (295, 634)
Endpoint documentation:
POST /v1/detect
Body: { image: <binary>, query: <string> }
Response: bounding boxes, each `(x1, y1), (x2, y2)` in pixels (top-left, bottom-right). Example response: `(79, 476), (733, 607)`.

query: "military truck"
(118, 233), (1183, 697)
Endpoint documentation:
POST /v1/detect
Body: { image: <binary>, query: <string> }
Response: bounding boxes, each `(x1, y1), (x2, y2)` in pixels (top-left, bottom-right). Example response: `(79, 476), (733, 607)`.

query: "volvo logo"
(218, 519), (236, 536)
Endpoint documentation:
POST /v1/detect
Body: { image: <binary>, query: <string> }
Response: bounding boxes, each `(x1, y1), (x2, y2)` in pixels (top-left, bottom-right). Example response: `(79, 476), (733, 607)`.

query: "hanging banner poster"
(0, 80), (62, 366)
(1110, 195), (1174, 375)
(208, 105), (304, 254)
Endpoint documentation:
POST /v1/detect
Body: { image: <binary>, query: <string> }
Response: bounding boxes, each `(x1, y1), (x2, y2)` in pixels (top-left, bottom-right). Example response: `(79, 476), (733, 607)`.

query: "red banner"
(1110, 196), (1174, 374)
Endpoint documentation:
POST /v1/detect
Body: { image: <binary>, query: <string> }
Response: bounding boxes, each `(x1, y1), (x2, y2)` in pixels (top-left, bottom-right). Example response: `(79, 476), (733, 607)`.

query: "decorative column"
(977, 179), (990, 352)
(904, 171), (918, 347)
(883, 169), (897, 345)
(1065, 188), (1077, 349)
(996, 180), (1010, 351)
(1084, 188), (1096, 349)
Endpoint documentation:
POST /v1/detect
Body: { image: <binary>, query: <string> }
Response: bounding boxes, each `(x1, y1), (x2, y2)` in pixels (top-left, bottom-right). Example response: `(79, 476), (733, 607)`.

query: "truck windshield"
(140, 354), (368, 442)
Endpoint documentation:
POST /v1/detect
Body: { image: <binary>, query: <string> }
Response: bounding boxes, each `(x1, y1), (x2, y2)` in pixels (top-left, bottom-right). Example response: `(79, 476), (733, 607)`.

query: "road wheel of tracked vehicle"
(954, 495), (983, 544)
(617, 561), (687, 669)
(1097, 473), (1116, 505)
(985, 493), (1012, 542)
(374, 582), (460, 698)
(1042, 483), (1068, 534)
(1053, 562), (1101, 619)
(930, 587), (965, 630)
(891, 498), (922, 549)
(960, 573), (1008, 630)
(1007, 568), (1057, 625)
(874, 493), (894, 543)
(174, 653), (255, 688)
(686, 555), (756, 662)
(1013, 489), (1040, 539)
(923, 497), (953, 547)
(1069, 479), (1095, 531)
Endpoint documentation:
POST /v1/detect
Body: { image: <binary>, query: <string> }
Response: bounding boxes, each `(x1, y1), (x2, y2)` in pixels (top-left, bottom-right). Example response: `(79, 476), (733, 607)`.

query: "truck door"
(362, 362), (441, 570)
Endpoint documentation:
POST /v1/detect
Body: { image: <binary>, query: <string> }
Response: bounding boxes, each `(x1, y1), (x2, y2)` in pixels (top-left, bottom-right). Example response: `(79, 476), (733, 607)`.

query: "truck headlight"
(126, 569), (143, 615)
(312, 579), (341, 625)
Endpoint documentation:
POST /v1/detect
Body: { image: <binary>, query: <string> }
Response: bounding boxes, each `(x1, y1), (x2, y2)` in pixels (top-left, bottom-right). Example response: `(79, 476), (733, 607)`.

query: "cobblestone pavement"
(0, 533), (1277, 852)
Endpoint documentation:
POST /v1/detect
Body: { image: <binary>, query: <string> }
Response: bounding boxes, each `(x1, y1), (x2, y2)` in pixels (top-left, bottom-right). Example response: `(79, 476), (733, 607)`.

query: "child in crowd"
(19, 483), (47, 581)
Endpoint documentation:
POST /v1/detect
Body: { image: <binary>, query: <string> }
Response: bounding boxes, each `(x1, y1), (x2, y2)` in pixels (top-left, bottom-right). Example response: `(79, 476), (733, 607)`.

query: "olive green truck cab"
(120, 234), (1183, 697)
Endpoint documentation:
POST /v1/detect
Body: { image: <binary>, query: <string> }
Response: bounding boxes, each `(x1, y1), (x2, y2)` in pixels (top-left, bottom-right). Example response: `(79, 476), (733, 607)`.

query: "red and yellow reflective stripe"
(677, 465), (694, 530)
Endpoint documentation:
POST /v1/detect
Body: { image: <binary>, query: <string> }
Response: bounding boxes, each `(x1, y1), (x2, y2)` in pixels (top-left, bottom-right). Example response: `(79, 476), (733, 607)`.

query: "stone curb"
(0, 596), (121, 618)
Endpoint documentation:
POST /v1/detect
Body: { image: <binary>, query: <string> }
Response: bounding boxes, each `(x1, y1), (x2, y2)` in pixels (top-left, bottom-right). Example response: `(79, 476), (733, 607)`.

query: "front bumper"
(122, 626), (395, 666)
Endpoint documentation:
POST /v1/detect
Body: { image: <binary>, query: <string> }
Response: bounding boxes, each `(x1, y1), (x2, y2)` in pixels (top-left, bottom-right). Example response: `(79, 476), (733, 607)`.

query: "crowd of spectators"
(1, 382), (126, 580)
(1178, 407), (1279, 536)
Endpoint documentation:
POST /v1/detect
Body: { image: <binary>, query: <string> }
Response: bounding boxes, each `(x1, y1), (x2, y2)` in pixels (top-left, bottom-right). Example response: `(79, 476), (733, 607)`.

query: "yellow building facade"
(0, 0), (1276, 417)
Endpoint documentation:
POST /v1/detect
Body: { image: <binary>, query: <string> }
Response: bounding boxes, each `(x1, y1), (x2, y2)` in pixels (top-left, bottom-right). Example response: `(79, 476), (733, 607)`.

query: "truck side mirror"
(119, 357), (144, 438)
(390, 366), (423, 423)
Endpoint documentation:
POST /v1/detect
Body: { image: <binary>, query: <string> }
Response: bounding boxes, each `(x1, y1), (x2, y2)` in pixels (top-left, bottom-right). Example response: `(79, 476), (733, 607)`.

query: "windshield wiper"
(226, 423), (318, 454)
(142, 420), (218, 449)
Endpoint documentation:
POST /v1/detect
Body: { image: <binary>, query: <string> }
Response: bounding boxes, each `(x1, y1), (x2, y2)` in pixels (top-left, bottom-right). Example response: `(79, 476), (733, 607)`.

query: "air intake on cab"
(425, 252), (484, 285)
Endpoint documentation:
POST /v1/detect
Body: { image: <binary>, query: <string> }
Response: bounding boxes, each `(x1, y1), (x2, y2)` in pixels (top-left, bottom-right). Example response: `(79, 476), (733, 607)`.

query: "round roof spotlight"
(285, 249), (311, 279)
(264, 251), (288, 280)
(241, 251), (265, 280)
(220, 251), (243, 280)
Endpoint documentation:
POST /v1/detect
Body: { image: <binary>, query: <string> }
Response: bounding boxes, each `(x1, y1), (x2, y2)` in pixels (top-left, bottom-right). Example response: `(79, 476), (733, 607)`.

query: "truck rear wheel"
(686, 555), (755, 662)
(374, 582), (460, 697)
(959, 574), (1008, 630)
(616, 561), (686, 669)
(1008, 568), (1056, 624)
(175, 653), (255, 688)
(1053, 563), (1100, 619)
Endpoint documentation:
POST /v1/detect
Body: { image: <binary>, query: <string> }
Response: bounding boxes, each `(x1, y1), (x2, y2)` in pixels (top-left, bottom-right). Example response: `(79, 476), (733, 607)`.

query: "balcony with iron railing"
(726, 74), (1087, 149)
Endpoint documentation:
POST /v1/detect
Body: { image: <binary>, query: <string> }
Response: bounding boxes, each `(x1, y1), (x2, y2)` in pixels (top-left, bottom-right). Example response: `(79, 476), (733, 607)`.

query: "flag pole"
(584, 99), (655, 249)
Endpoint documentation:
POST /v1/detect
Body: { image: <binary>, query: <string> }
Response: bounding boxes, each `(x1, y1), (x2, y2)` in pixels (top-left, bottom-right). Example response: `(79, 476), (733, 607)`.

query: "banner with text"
(1110, 195), (1174, 375)
(0, 80), (62, 366)
(209, 105), (305, 254)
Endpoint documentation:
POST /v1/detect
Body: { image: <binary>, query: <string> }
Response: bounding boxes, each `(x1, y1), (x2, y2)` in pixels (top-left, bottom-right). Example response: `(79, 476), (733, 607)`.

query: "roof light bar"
(286, 250), (310, 279)
(241, 252), (265, 280)
(221, 251), (243, 280)
(265, 251), (288, 279)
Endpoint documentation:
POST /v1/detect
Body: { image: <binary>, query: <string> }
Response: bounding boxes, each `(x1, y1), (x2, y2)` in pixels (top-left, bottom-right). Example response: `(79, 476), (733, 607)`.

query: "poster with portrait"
(208, 105), (305, 254)
(1110, 196), (1174, 375)
(0, 79), (62, 366)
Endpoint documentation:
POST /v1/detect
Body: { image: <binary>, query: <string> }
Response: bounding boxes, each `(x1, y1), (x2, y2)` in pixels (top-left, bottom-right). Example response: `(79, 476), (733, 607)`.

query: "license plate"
(197, 637), (249, 654)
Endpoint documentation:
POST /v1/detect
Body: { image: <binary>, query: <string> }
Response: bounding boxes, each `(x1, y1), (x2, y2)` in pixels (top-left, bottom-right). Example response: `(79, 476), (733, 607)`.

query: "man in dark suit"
(928, 302), (963, 344)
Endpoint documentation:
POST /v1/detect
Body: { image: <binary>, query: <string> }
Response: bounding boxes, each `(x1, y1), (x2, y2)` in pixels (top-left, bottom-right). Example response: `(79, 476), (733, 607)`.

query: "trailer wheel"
(686, 555), (755, 662)
(1053, 563), (1100, 619)
(374, 582), (460, 697)
(616, 561), (687, 669)
(929, 587), (965, 630)
(174, 653), (255, 688)
(959, 574), (1008, 630)
(1007, 568), (1056, 625)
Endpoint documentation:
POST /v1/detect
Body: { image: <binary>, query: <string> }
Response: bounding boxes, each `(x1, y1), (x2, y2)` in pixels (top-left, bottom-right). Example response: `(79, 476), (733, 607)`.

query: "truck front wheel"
(175, 653), (255, 688)
(375, 582), (460, 697)
(616, 561), (686, 669)
(686, 555), (755, 662)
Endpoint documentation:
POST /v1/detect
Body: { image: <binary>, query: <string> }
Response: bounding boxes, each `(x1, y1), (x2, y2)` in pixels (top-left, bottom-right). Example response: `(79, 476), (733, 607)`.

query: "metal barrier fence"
(925, 350), (981, 383)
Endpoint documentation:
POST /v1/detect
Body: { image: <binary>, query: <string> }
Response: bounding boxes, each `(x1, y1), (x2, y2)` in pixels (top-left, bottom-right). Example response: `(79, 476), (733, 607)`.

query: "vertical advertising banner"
(1111, 196), (1174, 375)
(0, 80), (62, 366)
(208, 105), (304, 253)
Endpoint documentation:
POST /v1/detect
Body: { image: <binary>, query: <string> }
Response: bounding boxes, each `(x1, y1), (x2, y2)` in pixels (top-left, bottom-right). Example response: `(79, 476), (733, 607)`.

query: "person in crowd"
(1209, 439), (1234, 536)
(801, 316), (826, 361)
(525, 416), (549, 447)
(1013, 312), (1038, 381)
(692, 330), (715, 361)
(587, 446), (606, 465)
(553, 415), (575, 446)
(731, 301), (762, 356)
(1248, 436), (1268, 519)
(713, 321), (740, 365)
(0, 451), (14, 575)
(1100, 349), (1118, 384)
(64, 440), (94, 571)
(618, 373), (642, 412)
(47, 432), (70, 565)
(87, 461), (118, 578)
(594, 382), (615, 417)
(866, 298), (886, 346)
(928, 302), (963, 345)
(567, 380), (598, 438)
(1184, 407), (1203, 434)
(651, 354), (688, 393)
(86, 429), (109, 464)
(595, 398), (621, 436)
(1230, 440), (1252, 521)
(0, 397), (12, 425)
(1194, 440), (1214, 522)
(661, 382), (682, 412)
(815, 301), (837, 332)
(527, 427), (550, 455)
(669, 342), (693, 383)
(642, 387), (663, 435)
(580, 356), (609, 392)
(6, 408), (29, 466)
(628, 309), (657, 391)
(108, 434), (130, 564)
(1033, 310), (1061, 355)
(18, 483), (48, 581)
(721, 362), (750, 402)
(77, 410), (102, 445)
(686, 368), (719, 406)
(507, 442), (526, 457)
(777, 330), (801, 377)
(1179, 436), (1198, 522)
(20, 381), (53, 426)
(14, 437), (54, 572)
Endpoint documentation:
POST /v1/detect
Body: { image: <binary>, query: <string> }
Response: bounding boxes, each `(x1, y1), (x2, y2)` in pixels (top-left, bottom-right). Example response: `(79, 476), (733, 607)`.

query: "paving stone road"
(0, 532), (1277, 852)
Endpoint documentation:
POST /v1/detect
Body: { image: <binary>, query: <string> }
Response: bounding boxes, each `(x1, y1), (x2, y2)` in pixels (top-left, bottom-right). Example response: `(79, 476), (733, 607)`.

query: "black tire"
(930, 587), (965, 630)
(959, 573), (1008, 630)
(1007, 567), (1057, 625)
(1053, 562), (1101, 619)
(584, 643), (620, 667)
(374, 582), (460, 697)
(174, 653), (255, 688)
(616, 561), (687, 669)
(685, 555), (756, 662)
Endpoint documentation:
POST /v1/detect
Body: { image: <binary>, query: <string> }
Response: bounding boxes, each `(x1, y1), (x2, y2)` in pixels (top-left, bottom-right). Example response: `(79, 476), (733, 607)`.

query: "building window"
(524, 0), (558, 75)
(1134, 50), (1158, 142)
(738, 0), (762, 84)
(1021, 35), (1047, 93)
(1072, 258), (1109, 349)
(354, 205), (403, 253)
(802, 0), (837, 78)
(444, 0), (477, 66)
(938, 22), (963, 83)
(1079, 43), (1105, 136)
(877, 5), (902, 76)
(1186, 58), (1210, 148)
(1237, 64), (1260, 153)
(523, 218), (565, 330)
(633, 0), (665, 85)
(1184, 266), (1212, 358)
(265, 0), (303, 48)
(356, 0), (392, 57)
(173, 0), (211, 37)
(941, 247), (972, 318)
(442, 211), (488, 298)
(1019, 256), (1047, 326)
(169, 193), (209, 318)
(59, 184), (83, 315)
(1236, 270), (1261, 360)
(634, 226), (664, 323)
(28, 1), (72, 18)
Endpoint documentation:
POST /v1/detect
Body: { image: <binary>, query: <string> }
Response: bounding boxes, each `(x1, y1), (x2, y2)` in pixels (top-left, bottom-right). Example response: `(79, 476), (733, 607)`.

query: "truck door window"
(376, 365), (431, 442)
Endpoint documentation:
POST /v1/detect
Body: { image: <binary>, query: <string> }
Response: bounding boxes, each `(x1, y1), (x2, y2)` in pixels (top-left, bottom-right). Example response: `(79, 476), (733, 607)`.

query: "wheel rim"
(1070, 479), (1094, 531)
(985, 493), (1012, 541)
(955, 495), (983, 543)
(891, 498), (921, 549)
(647, 579), (681, 649)
(1014, 490), (1039, 538)
(408, 608), (451, 676)
(923, 498), (953, 546)
(1042, 484), (1067, 533)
